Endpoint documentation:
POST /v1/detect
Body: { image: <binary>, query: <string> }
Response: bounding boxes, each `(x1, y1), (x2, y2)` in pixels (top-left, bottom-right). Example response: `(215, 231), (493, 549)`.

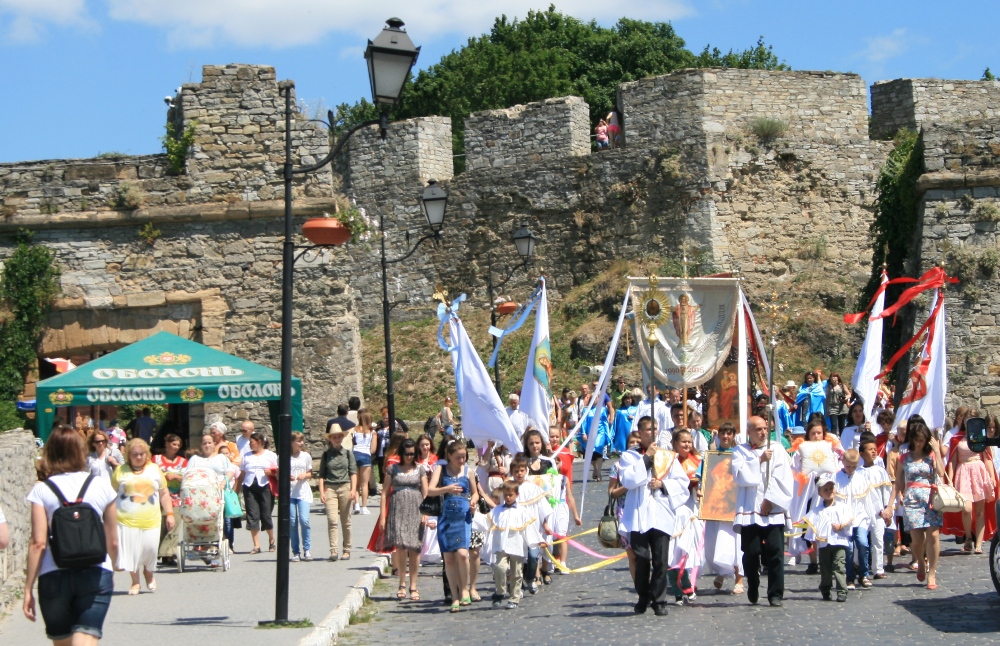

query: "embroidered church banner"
(629, 276), (740, 388)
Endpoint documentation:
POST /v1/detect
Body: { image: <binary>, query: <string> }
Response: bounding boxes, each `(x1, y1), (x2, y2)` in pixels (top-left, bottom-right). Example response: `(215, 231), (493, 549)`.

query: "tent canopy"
(35, 331), (303, 441)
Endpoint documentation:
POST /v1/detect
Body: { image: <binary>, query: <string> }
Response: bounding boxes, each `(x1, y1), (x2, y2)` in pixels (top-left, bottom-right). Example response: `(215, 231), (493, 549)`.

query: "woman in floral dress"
(894, 421), (945, 590)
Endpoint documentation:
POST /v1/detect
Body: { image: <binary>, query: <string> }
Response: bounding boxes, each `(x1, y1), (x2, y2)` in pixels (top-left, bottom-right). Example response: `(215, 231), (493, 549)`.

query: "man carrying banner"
(618, 416), (691, 616)
(732, 416), (793, 606)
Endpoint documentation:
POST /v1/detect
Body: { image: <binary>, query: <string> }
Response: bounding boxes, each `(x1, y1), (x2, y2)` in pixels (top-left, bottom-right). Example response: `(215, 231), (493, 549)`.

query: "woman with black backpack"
(24, 424), (119, 644)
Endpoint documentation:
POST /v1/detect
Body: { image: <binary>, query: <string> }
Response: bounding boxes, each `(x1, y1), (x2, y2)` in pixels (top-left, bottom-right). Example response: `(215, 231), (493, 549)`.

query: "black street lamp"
(487, 222), (538, 392)
(381, 179), (449, 434)
(270, 18), (419, 626)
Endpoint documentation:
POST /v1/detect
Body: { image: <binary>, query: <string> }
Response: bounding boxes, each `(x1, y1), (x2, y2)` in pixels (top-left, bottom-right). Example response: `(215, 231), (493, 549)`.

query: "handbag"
(419, 495), (442, 516)
(931, 472), (966, 513)
(223, 484), (243, 519)
(597, 496), (621, 549)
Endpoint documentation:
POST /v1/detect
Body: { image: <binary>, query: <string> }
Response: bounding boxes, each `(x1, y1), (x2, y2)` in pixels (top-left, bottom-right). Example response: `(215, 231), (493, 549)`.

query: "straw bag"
(931, 472), (966, 513)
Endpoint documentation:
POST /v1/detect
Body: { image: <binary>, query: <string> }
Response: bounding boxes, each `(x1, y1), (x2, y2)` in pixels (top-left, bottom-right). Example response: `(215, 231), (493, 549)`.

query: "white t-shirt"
(352, 431), (374, 456)
(26, 471), (117, 576)
(290, 452), (313, 500)
(236, 434), (252, 459)
(242, 450), (277, 487)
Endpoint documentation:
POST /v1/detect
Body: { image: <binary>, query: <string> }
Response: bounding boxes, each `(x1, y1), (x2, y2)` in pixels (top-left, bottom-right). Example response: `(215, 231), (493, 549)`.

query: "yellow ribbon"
(548, 527), (599, 546)
(542, 546), (627, 574)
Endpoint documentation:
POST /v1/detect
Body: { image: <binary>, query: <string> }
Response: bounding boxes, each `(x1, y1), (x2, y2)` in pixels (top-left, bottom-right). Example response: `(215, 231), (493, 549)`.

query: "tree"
(333, 7), (788, 168)
(983, 67), (996, 81)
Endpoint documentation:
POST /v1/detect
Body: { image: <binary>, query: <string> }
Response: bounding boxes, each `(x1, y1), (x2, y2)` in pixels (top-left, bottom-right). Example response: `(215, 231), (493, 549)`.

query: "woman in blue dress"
(795, 371), (827, 427)
(893, 421), (945, 590)
(427, 439), (480, 612)
(612, 393), (639, 455)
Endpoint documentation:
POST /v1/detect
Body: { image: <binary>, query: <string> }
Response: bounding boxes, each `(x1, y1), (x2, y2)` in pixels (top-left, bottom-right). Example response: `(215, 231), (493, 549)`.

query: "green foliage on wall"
(859, 129), (923, 377)
(0, 235), (61, 422)
(162, 121), (196, 175)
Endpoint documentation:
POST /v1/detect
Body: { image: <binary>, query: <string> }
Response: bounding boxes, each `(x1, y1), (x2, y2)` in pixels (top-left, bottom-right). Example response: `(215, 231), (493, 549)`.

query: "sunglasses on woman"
(403, 452), (416, 457)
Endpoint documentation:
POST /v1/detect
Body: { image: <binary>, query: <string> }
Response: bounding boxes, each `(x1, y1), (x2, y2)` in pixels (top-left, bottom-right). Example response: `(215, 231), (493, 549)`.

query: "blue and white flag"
(450, 316), (521, 450)
(519, 278), (552, 431)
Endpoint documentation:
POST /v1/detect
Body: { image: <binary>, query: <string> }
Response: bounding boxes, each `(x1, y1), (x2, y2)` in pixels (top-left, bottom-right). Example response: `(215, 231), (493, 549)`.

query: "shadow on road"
(894, 592), (1000, 633)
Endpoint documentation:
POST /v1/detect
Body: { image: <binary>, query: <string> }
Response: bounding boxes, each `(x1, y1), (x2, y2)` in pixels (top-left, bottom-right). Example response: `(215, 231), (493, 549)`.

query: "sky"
(0, 0), (997, 163)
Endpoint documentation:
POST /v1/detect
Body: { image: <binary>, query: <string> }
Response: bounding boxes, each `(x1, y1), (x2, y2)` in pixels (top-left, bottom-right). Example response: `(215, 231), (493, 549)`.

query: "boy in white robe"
(487, 481), (544, 609)
(509, 456), (551, 595)
(804, 474), (854, 602)
(834, 449), (872, 589)
(860, 438), (894, 580)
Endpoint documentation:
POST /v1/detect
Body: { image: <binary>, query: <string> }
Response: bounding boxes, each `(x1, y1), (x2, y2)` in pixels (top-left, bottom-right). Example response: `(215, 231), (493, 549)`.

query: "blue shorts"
(354, 451), (372, 467)
(38, 567), (114, 641)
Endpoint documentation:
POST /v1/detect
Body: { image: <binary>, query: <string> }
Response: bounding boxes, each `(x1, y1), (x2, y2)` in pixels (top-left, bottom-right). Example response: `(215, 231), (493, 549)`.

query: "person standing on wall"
(732, 416), (794, 606)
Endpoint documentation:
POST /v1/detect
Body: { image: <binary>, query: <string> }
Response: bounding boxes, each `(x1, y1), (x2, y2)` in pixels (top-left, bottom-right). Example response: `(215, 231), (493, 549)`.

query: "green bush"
(750, 117), (788, 141)
(162, 121), (196, 176)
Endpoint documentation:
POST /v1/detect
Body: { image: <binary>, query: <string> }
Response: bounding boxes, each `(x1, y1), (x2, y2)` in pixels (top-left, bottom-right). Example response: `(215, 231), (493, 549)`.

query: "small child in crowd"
(486, 481), (545, 609)
(508, 455), (552, 594)
(805, 474), (855, 602)
(835, 449), (872, 589)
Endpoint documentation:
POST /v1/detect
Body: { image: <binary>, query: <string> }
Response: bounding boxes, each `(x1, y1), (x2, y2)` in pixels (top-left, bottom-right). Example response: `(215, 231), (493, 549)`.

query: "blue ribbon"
(436, 293), (466, 352)
(486, 282), (543, 369)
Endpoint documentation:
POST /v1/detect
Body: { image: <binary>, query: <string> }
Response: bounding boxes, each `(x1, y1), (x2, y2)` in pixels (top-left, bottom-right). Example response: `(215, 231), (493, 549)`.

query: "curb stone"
(298, 554), (388, 646)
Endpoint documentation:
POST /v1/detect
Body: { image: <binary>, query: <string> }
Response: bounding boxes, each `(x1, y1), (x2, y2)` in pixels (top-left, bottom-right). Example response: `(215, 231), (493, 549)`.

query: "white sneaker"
(787, 556), (797, 566)
(353, 504), (361, 515)
(291, 554), (300, 562)
(361, 507), (371, 515)
(302, 551), (313, 561)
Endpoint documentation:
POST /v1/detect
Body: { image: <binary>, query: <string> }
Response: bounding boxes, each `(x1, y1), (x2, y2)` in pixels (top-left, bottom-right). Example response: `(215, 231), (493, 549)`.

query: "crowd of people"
(12, 372), (1000, 643)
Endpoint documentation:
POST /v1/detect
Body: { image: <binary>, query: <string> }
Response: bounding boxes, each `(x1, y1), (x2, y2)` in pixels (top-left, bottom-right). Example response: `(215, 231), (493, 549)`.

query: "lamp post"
(270, 18), (419, 625)
(381, 179), (449, 432)
(486, 222), (538, 392)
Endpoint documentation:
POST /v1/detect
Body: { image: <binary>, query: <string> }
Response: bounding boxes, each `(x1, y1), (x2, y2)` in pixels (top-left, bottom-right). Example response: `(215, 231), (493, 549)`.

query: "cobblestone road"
(342, 465), (1000, 646)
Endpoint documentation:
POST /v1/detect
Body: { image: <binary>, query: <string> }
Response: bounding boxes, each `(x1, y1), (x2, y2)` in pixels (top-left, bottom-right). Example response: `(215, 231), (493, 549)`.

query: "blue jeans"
(290, 497), (312, 554)
(37, 567), (113, 641)
(523, 546), (540, 585)
(224, 517), (235, 551)
(846, 526), (871, 582)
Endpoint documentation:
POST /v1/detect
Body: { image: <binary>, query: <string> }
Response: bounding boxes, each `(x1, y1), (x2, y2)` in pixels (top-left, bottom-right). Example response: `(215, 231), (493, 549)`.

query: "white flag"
(894, 291), (947, 431)
(852, 271), (887, 414)
(450, 317), (522, 450)
(519, 278), (552, 431)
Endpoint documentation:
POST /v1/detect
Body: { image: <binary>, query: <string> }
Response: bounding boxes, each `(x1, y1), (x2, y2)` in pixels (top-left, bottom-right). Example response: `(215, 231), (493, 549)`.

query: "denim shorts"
(38, 567), (114, 641)
(354, 451), (372, 467)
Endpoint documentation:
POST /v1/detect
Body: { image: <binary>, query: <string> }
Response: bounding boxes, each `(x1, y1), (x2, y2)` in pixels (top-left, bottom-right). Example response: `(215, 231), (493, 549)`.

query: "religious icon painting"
(699, 451), (737, 522)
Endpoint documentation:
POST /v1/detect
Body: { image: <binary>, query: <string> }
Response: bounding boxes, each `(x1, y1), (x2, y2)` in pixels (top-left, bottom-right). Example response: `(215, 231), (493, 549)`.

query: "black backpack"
(44, 475), (107, 569)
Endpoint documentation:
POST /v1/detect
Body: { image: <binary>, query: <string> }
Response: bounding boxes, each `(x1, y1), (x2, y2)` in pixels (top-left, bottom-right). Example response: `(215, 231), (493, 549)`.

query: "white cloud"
(0, 0), (89, 43)
(104, 0), (694, 49)
(857, 28), (909, 64)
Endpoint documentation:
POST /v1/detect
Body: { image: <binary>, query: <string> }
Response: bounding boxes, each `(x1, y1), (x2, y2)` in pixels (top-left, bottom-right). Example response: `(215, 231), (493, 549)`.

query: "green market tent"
(35, 331), (303, 441)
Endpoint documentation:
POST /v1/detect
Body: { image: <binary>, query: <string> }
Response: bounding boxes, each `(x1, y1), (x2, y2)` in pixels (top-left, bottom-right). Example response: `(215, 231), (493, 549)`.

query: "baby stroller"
(176, 466), (230, 572)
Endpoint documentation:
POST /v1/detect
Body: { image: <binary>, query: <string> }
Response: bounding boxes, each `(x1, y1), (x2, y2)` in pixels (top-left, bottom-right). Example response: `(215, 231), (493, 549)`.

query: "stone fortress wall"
(870, 78), (1000, 140)
(2, 63), (1000, 437)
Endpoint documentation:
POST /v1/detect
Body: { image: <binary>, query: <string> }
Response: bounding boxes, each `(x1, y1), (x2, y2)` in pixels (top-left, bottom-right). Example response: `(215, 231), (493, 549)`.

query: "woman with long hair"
(153, 433), (187, 565)
(840, 402), (870, 451)
(381, 439), (427, 600)
(113, 438), (174, 595)
(427, 439), (480, 612)
(24, 425), (119, 644)
(796, 371), (826, 427)
(523, 428), (581, 582)
(352, 408), (377, 514)
(944, 411), (998, 553)
(893, 421), (945, 590)
(825, 373), (850, 435)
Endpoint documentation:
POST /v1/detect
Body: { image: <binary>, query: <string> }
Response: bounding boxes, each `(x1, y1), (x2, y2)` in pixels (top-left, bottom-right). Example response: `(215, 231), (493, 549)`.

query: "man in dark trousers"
(731, 415), (794, 606)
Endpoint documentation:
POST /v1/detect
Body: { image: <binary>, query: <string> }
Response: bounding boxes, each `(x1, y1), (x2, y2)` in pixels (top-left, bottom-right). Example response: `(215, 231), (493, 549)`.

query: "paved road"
(0, 496), (382, 646)
(344, 463), (1000, 646)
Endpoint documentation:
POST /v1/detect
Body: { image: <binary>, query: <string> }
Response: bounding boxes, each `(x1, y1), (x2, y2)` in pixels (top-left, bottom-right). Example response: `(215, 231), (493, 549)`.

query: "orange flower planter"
(302, 218), (351, 246)
(496, 301), (519, 315)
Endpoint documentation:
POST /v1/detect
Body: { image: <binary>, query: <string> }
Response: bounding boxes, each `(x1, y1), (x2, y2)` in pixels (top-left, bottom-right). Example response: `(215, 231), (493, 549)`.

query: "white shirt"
(804, 501), (854, 547)
(515, 481), (552, 536)
(352, 431), (374, 456)
(862, 464), (894, 529)
(290, 452), (313, 500)
(631, 399), (672, 435)
(236, 434), (252, 459)
(618, 447), (691, 535)
(732, 442), (794, 528)
(241, 450), (277, 487)
(485, 503), (543, 558)
(840, 424), (869, 452)
(834, 469), (870, 531)
(87, 447), (124, 481)
(26, 471), (118, 576)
